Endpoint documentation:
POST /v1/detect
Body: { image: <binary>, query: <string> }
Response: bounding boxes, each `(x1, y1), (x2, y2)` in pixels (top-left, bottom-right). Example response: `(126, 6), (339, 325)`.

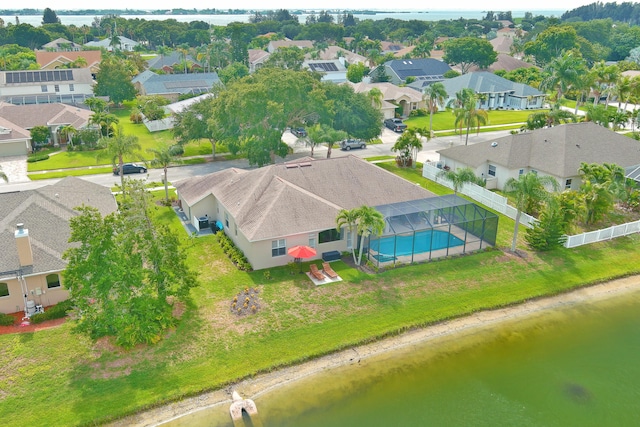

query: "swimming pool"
(370, 230), (464, 258)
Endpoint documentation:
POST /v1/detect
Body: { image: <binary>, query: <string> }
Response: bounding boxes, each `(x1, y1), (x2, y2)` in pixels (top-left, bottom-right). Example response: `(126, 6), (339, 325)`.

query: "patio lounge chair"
(322, 262), (338, 279)
(310, 264), (326, 281)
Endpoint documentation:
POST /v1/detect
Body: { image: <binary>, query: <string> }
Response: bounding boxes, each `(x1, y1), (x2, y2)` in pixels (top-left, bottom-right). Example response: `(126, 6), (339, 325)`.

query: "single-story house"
(35, 50), (102, 76)
(439, 71), (545, 110)
(249, 49), (271, 73)
(84, 36), (139, 52)
(437, 122), (640, 191)
(350, 82), (424, 119)
(267, 40), (314, 53)
(305, 45), (369, 67)
(303, 59), (347, 83)
(132, 70), (220, 102)
(0, 177), (117, 314)
(373, 58), (452, 86)
(0, 68), (95, 105)
(41, 37), (82, 52)
(146, 51), (202, 73)
(0, 102), (94, 155)
(174, 156), (498, 270)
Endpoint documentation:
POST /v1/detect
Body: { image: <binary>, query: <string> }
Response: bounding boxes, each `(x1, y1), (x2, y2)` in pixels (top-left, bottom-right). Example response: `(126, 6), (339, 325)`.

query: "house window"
(0, 283), (8, 297)
(346, 230), (353, 250)
(308, 234), (316, 248)
(272, 239), (286, 257)
(224, 212), (229, 227)
(54, 84), (60, 92)
(319, 229), (341, 244)
(46, 274), (61, 289)
(41, 85), (48, 92)
(565, 179), (572, 189)
(69, 84), (74, 92)
(519, 169), (524, 176)
(488, 165), (496, 177)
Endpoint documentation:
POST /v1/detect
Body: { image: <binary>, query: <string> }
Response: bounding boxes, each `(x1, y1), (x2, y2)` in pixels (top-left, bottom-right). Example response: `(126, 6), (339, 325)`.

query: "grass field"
(1, 167), (639, 426)
(404, 108), (543, 132)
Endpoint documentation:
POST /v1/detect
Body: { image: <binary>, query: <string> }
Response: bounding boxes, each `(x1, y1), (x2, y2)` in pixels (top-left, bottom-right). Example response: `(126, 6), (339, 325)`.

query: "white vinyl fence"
(423, 163), (640, 248)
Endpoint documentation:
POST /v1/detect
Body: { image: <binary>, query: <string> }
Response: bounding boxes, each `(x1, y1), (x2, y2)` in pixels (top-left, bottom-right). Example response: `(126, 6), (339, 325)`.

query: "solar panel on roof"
(6, 70), (74, 83)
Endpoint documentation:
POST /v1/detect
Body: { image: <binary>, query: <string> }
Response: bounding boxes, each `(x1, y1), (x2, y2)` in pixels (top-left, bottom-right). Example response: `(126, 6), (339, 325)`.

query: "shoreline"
(108, 275), (640, 427)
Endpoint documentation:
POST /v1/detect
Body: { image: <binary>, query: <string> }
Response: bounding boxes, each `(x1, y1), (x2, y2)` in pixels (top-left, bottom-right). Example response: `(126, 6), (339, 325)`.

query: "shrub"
(409, 108), (428, 117)
(169, 144), (184, 156)
(27, 153), (50, 163)
(0, 313), (15, 326)
(215, 232), (253, 271)
(29, 299), (73, 324)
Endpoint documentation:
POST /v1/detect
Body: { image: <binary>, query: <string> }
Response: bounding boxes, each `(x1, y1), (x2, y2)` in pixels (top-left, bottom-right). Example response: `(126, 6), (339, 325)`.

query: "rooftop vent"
(491, 142), (498, 147)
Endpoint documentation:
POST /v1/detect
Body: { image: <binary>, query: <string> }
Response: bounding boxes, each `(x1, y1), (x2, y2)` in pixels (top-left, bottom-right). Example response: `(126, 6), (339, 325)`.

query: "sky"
(15, 1), (600, 12)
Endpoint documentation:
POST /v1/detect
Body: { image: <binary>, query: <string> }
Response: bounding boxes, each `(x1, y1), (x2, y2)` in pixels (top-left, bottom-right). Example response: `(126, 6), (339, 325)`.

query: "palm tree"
(367, 87), (383, 110)
(589, 61), (620, 107)
(504, 173), (559, 252)
(148, 145), (179, 204)
(355, 205), (386, 266)
(452, 89), (488, 145)
(336, 208), (360, 264)
(615, 75), (633, 112)
(97, 126), (142, 194)
(437, 167), (478, 194)
(58, 124), (77, 146)
(423, 82), (447, 135)
(539, 51), (587, 102)
(392, 127), (429, 168)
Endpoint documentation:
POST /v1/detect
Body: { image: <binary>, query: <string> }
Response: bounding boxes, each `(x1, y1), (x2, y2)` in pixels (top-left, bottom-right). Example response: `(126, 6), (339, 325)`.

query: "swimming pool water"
(370, 230), (464, 257)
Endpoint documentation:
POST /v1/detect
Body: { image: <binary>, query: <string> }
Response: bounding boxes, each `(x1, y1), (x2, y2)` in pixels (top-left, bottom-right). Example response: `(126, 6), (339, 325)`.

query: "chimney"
(15, 223), (33, 266)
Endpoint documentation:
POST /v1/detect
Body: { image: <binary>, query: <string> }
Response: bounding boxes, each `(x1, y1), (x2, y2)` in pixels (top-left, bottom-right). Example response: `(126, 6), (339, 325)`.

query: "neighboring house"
(303, 59), (347, 83)
(0, 116), (31, 157)
(437, 122), (640, 191)
(146, 51), (202, 73)
(132, 70), (220, 102)
(35, 50), (102, 76)
(84, 36), (139, 52)
(41, 38), (82, 51)
(307, 45), (369, 66)
(267, 40), (314, 53)
(439, 71), (545, 110)
(174, 156), (437, 270)
(380, 41), (405, 54)
(467, 54), (536, 73)
(0, 177), (117, 314)
(248, 49), (271, 73)
(0, 68), (95, 105)
(490, 36), (514, 55)
(144, 93), (215, 132)
(373, 58), (452, 85)
(0, 102), (94, 152)
(350, 82), (424, 119)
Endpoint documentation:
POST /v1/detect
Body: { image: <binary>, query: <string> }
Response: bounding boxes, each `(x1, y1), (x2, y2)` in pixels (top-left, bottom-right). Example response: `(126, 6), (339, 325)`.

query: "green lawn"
(2, 171), (640, 426)
(404, 108), (544, 132)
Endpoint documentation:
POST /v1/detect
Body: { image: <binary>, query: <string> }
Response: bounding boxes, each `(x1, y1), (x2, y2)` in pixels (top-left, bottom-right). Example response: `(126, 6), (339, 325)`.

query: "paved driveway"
(0, 155), (28, 184)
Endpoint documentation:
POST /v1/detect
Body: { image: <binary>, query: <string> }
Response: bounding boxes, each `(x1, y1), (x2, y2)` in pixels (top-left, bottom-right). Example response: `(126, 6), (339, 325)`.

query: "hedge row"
(215, 232), (253, 271)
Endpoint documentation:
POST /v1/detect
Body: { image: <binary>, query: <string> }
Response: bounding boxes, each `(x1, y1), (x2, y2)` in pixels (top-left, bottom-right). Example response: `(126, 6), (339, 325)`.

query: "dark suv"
(113, 163), (147, 175)
(384, 118), (407, 133)
(340, 139), (366, 150)
(291, 127), (307, 138)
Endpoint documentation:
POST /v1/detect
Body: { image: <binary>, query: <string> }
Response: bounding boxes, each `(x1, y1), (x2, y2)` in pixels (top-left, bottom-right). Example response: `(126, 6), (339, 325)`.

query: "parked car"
(384, 118), (407, 133)
(113, 163), (147, 175)
(291, 127), (307, 138)
(341, 139), (367, 151)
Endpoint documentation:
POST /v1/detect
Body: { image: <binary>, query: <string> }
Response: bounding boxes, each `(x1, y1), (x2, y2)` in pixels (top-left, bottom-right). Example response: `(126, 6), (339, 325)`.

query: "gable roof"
(0, 177), (117, 279)
(41, 38), (82, 51)
(490, 36), (514, 54)
(438, 122), (640, 177)
(175, 156), (435, 241)
(0, 116), (30, 142)
(350, 82), (423, 103)
(146, 51), (201, 69)
(0, 102), (93, 130)
(440, 71), (543, 98)
(383, 58), (452, 80)
(134, 71), (220, 96)
(248, 49), (271, 65)
(468, 54), (536, 73)
(268, 40), (314, 52)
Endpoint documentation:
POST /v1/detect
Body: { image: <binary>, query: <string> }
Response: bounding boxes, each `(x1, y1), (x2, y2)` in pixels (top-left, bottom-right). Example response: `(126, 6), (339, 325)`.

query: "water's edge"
(108, 275), (640, 427)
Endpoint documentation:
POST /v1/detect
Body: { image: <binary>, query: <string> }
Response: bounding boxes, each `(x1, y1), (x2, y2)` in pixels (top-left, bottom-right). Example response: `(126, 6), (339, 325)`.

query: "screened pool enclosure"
(366, 195), (498, 268)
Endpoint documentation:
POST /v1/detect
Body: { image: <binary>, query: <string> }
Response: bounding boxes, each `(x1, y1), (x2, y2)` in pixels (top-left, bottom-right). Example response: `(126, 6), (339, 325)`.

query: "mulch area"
(0, 310), (67, 335)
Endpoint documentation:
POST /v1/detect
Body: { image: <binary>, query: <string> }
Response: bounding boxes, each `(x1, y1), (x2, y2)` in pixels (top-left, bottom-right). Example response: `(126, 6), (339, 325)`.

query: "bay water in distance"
(1, 10), (566, 27)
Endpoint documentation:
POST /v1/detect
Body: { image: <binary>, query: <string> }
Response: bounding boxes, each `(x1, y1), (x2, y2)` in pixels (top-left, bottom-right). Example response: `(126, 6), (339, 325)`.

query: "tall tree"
(452, 89), (488, 145)
(173, 96), (223, 159)
(539, 51), (587, 102)
(148, 145), (179, 204)
(63, 183), (197, 348)
(442, 37), (497, 74)
(93, 56), (137, 107)
(523, 25), (579, 66)
(306, 124), (346, 158)
(30, 125), (50, 150)
(423, 82), (448, 135)
(392, 127), (428, 168)
(42, 8), (60, 25)
(504, 172), (559, 252)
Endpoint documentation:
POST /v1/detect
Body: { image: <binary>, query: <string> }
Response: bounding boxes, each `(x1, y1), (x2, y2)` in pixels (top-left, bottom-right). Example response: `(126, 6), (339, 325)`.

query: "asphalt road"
(0, 128), (514, 194)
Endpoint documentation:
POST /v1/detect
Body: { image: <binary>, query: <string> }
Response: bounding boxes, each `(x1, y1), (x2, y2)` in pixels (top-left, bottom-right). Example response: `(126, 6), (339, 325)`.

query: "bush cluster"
(409, 108), (428, 117)
(215, 233), (252, 271)
(29, 299), (74, 324)
(0, 312), (14, 326)
(27, 153), (50, 163)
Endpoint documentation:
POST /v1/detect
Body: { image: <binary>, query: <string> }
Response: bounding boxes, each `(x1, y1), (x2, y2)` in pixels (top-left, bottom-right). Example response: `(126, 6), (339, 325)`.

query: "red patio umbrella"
(288, 245), (317, 259)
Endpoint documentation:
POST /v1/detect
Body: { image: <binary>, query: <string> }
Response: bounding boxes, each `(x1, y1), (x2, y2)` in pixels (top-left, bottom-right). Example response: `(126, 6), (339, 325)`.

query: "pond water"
(163, 288), (640, 426)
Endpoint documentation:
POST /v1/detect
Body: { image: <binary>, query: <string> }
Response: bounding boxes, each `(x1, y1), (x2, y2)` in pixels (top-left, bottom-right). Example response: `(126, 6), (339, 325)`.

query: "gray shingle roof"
(175, 156), (435, 241)
(0, 177), (117, 279)
(438, 122), (640, 177)
(146, 51), (201, 69)
(384, 58), (452, 80)
(0, 102), (93, 130)
(440, 71), (543, 98)
(136, 71), (220, 96)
